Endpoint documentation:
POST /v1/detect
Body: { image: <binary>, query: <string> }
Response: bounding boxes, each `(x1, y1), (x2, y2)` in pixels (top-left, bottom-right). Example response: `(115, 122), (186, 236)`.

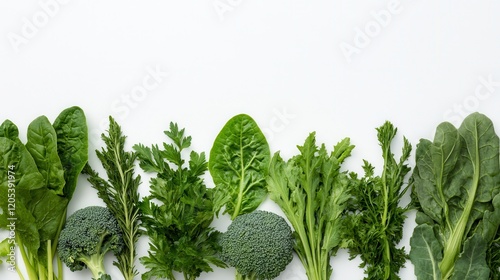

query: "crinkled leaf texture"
(209, 114), (270, 219)
(410, 112), (500, 280)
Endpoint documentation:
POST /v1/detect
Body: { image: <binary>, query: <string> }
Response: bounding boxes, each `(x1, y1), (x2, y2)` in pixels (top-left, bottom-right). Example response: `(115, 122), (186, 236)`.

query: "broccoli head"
(219, 210), (294, 280)
(57, 206), (124, 280)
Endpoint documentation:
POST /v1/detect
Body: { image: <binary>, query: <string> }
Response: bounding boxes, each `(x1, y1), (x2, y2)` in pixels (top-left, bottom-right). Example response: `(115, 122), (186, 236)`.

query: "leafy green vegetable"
(84, 116), (142, 280)
(345, 121), (412, 280)
(134, 122), (226, 280)
(0, 238), (11, 264)
(26, 116), (65, 195)
(209, 114), (270, 219)
(53, 106), (89, 200)
(410, 112), (500, 280)
(267, 133), (353, 280)
(0, 106), (88, 280)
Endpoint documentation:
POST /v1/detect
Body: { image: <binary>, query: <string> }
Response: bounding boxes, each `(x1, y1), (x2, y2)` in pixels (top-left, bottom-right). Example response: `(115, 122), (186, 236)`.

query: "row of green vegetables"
(0, 106), (499, 280)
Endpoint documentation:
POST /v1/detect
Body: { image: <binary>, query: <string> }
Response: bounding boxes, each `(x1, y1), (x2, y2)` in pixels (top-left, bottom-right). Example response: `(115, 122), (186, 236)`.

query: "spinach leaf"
(26, 116), (65, 195)
(0, 136), (42, 255)
(410, 112), (500, 280)
(0, 120), (19, 139)
(0, 107), (88, 280)
(52, 106), (88, 199)
(0, 137), (21, 228)
(209, 114), (270, 219)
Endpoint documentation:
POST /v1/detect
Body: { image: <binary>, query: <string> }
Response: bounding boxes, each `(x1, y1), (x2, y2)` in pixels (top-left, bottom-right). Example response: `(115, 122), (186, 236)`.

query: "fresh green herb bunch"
(267, 133), (354, 280)
(345, 121), (412, 280)
(134, 122), (226, 280)
(85, 116), (142, 280)
(219, 210), (294, 280)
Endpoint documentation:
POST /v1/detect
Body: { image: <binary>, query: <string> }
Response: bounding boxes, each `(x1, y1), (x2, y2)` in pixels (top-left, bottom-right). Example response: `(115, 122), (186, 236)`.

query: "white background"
(1, 1), (500, 279)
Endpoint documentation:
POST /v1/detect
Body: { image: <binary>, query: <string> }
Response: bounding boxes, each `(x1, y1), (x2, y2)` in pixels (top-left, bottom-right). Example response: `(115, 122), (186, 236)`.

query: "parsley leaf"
(134, 122), (225, 280)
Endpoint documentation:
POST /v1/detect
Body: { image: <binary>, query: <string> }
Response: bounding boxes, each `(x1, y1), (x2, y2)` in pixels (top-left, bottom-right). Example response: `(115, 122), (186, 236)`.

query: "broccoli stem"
(80, 253), (107, 280)
(236, 271), (256, 280)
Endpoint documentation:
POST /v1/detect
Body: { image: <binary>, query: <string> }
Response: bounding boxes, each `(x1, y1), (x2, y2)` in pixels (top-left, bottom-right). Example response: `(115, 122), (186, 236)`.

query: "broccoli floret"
(57, 206), (124, 280)
(219, 210), (294, 280)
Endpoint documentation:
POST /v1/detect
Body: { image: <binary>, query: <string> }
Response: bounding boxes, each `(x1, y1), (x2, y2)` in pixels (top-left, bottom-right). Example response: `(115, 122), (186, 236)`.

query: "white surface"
(1, 1), (500, 279)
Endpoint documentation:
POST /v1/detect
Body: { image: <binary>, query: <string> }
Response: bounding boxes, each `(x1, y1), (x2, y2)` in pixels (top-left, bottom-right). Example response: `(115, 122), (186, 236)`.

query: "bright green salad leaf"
(267, 133), (353, 280)
(410, 112), (500, 280)
(209, 114), (270, 219)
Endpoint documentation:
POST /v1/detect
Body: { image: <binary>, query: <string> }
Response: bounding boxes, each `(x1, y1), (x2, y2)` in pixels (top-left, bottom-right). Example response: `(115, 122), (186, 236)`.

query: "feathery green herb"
(346, 121), (412, 280)
(134, 122), (225, 280)
(84, 116), (142, 280)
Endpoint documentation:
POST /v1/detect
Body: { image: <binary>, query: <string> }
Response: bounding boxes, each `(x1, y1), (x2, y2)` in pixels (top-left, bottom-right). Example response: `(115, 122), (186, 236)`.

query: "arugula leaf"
(267, 133), (354, 280)
(84, 116), (142, 280)
(410, 112), (500, 280)
(134, 122), (225, 280)
(346, 121), (412, 280)
(209, 114), (270, 219)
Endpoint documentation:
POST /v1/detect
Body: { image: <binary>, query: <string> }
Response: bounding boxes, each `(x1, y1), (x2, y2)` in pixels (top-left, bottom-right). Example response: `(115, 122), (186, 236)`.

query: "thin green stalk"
(57, 254), (63, 280)
(47, 241), (53, 280)
(16, 237), (37, 280)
